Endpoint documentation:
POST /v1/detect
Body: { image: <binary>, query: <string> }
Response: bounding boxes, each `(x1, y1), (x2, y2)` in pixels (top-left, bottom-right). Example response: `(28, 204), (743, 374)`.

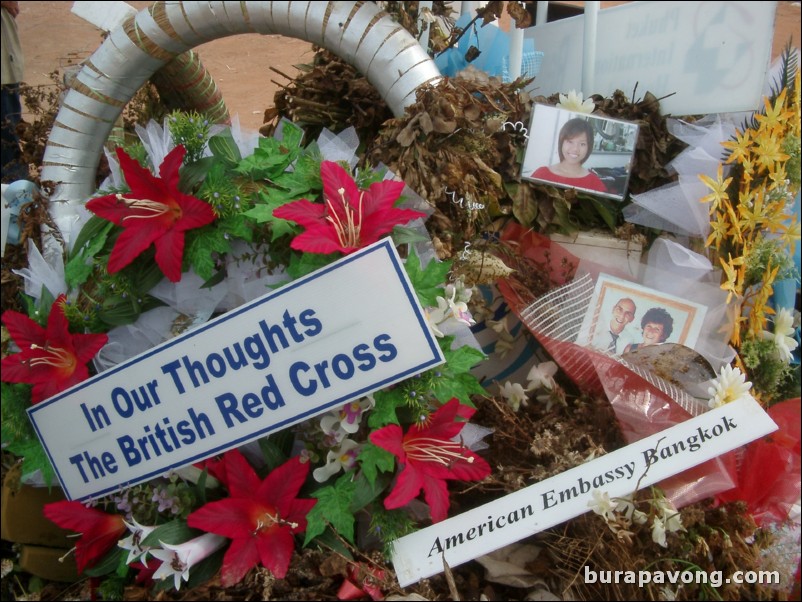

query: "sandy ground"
(12, 1), (802, 133)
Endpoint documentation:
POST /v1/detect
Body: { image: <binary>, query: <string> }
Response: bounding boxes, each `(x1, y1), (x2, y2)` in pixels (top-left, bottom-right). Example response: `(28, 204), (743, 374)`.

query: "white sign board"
(29, 239), (445, 500)
(391, 396), (777, 586)
(527, 1), (776, 115)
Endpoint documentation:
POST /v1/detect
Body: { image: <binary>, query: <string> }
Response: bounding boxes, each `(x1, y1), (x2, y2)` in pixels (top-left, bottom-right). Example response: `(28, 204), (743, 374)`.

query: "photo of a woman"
(521, 105), (639, 201)
(623, 307), (674, 353)
(530, 117), (607, 193)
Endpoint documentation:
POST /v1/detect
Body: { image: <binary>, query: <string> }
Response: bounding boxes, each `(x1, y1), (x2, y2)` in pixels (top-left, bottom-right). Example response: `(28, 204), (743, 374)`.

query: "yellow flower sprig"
(701, 69), (801, 350)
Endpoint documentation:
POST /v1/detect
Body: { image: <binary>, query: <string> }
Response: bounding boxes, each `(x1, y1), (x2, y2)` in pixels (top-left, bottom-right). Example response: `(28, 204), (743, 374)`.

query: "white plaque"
(391, 396), (776, 586)
(29, 239), (445, 500)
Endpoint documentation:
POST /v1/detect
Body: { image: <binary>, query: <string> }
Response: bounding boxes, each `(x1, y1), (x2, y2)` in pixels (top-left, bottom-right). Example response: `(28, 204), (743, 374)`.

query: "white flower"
(118, 517), (157, 565)
(150, 533), (226, 591)
(707, 364), (754, 409)
(651, 515), (668, 547)
(556, 90), (595, 114)
(434, 288), (476, 327)
(499, 381), (529, 412)
(526, 361), (558, 391)
(319, 414), (348, 445)
(615, 496), (648, 525)
(487, 317), (515, 359)
(588, 489), (616, 521)
(312, 438), (360, 483)
(425, 307), (446, 338)
(655, 497), (684, 533)
(762, 307), (799, 363)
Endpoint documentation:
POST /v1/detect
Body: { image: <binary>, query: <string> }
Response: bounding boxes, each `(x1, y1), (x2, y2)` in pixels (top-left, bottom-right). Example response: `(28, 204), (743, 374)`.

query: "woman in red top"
(531, 117), (607, 193)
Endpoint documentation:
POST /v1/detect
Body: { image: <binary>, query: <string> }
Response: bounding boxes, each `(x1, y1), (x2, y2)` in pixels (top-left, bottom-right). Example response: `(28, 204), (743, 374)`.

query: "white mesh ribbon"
(519, 273), (713, 418)
(624, 114), (739, 238)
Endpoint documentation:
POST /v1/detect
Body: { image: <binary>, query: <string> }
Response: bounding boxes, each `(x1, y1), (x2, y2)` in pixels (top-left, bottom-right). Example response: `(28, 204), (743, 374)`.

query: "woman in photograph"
(531, 117), (607, 193)
(623, 307), (674, 353)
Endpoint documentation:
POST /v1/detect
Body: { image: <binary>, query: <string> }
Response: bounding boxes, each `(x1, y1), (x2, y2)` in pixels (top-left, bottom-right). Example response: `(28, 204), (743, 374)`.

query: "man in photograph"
(593, 297), (636, 354)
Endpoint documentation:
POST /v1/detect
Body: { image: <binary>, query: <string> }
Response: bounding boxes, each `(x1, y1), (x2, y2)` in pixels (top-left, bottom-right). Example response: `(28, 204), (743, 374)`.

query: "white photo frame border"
(579, 273), (709, 354)
(521, 104), (640, 202)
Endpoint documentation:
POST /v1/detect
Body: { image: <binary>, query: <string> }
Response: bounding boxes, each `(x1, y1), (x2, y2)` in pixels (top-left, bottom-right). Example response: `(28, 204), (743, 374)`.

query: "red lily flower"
(272, 160), (427, 255)
(1, 295), (108, 403)
(43, 500), (126, 573)
(86, 145), (215, 282)
(369, 399), (491, 523)
(187, 451), (316, 585)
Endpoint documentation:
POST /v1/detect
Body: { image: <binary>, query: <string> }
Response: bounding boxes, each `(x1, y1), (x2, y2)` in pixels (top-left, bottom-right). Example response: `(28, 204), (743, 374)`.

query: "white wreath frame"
(41, 1), (442, 235)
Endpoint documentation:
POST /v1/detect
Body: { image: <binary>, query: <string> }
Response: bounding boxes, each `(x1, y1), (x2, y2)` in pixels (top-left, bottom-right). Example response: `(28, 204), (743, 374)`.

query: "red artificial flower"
(369, 399), (491, 523)
(187, 450), (316, 585)
(43, 500), (126, 573)
(86, 145), (215, 282)
(130, 560), (159, 587)
(1, 295), (108, 403)
(272, 160), (427, 255)
(337, 562), (386, 601)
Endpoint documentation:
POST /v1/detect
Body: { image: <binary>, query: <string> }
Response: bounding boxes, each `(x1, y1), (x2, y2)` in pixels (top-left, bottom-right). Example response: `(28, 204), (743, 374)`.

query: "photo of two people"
(579, 274), (708, 357)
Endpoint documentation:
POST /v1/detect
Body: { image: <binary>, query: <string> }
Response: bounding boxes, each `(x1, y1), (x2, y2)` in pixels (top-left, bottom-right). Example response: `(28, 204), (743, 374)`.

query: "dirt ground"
(14, 1), (802, 134)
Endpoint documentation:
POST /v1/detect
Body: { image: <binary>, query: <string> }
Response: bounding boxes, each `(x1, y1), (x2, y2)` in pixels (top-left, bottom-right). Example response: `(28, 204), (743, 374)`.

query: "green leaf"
(185, 227), (231, 280)
(277, 120), (304, 149)
(234, 134), (302, 180)
(84, 546), (125, 577)
(357, 443), (396, 488)
(1, 382), (36, 446)
(306, 526), (354, 559)
(208, 129), (242, 166)
(442, 341), (487, 374)
(258, 430), (294, 471)
(69, 216), (114, 260)
(219, 214), (253, 242)
(286, 251), (337, 280)
(404, 246), (452, 307)
(179, 156), (216, 192)
(65, 218), (115, 288)
(244, 188), (303, 241)
(195, 470), (209, 505)
(367, 388), (406, 428)
(140, 519), (201, 548)
(64, 259), (95, 289)
(4, 436), (56, 486)
(392, 225), (430, 246)
(303, 475), (356, 546)
(431, 371), (485, 405)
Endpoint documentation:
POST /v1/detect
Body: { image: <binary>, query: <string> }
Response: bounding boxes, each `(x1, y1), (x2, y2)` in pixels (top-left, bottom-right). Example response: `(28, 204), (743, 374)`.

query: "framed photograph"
(577, 273), (708, 356)
(521, 104), (639, 201)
